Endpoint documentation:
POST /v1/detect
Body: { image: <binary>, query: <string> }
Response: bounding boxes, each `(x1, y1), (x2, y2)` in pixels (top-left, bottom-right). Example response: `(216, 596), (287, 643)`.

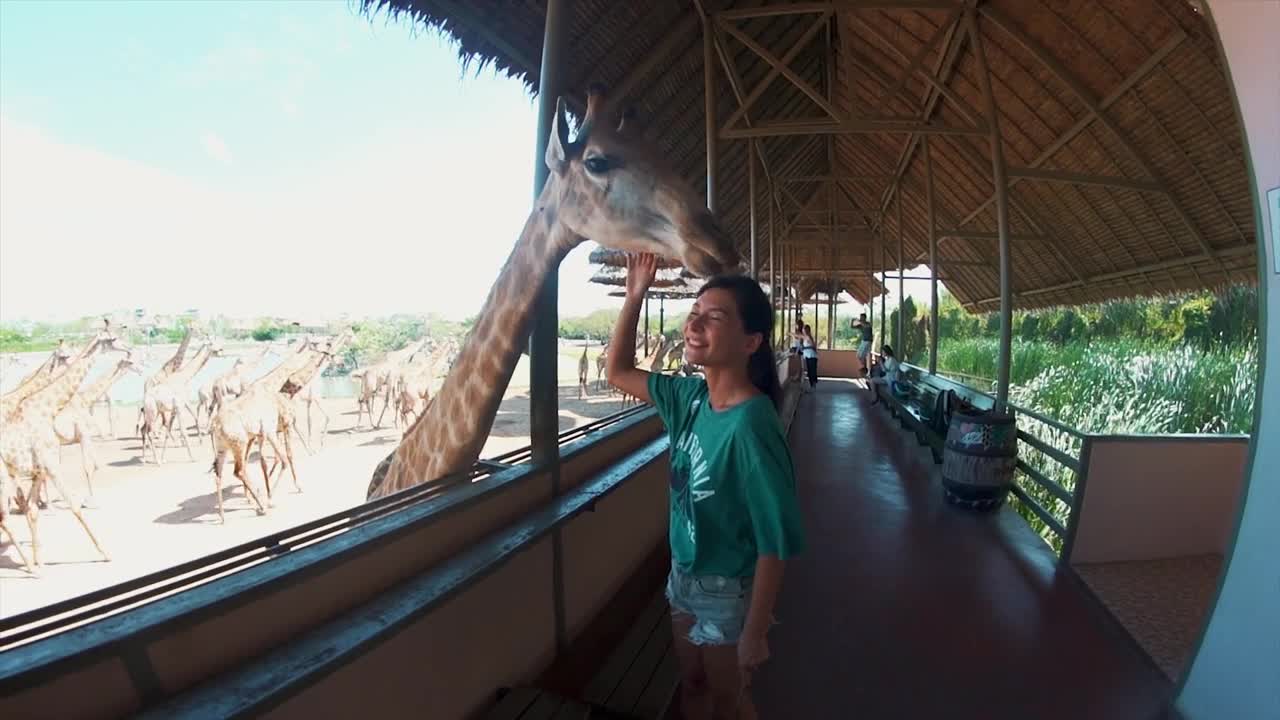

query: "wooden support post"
(897, 190), (905, 354)
(926, 136), (938, 375)
(749, 139), (757, 278)
(530, 0), (569, 654)
(644, 295), (650, 355)
(827, 295), (835, 350)
(769, 184), (776, 343)
(867, 245), (873, 331)
(702, 11), (718, 213)
(782, 245), (788, 342)
(879, 230), (886, 346)
(968, 10), (1013, 412)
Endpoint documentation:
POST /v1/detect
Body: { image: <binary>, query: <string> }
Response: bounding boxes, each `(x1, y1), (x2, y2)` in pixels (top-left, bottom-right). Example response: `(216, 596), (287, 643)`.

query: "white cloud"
(199, 131), (232, 164)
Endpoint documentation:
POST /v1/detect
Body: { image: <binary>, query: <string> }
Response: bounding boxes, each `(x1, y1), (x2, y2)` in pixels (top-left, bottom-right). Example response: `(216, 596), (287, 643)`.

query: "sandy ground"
(0, 352), (627, 620)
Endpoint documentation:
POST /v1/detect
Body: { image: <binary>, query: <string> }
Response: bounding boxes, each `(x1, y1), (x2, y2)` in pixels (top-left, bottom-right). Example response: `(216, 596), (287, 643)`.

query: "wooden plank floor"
(749, 379), (1184, 720)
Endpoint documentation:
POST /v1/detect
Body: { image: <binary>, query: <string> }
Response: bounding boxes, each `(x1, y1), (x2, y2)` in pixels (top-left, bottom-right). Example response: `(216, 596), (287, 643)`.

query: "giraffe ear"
(545, 96), (570, 175)
(617, 106), (637, 134)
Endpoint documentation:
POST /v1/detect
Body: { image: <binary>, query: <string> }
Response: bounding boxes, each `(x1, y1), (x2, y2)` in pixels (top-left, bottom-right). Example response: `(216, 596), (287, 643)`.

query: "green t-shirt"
(648, 373), (806, 578)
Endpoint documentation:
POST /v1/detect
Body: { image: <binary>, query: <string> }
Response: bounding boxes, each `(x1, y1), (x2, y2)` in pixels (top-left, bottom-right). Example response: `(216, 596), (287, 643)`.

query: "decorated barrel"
(941, 407), (1018, 511)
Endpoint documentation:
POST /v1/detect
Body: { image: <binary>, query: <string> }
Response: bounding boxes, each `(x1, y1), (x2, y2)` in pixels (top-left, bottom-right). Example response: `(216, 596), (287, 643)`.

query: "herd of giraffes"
(576, 335), (696, 403)
(0, 320), (467, 573)
(1, 84), (740, 577)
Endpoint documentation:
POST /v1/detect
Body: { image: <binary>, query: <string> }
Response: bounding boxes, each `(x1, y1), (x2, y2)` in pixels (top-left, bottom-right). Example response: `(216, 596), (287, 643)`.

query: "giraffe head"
(92, 323), (131, 355)
(544, 86), (740, 277)
(119, 351), (144, 375)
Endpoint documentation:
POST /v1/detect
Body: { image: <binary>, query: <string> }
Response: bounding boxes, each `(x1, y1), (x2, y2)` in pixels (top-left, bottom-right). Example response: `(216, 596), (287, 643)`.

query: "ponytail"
(748, 341), (782, 410)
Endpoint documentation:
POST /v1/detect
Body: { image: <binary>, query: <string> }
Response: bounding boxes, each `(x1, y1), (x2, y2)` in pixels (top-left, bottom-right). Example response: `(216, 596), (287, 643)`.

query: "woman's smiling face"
(683, 287), (759, 368)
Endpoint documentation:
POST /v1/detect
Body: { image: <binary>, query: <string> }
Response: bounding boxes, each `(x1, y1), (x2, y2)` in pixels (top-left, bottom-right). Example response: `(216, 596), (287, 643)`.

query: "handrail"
(0, 405), (656, 659)
(1017, 430), (1081, 474)
(1009, 484), (1067, 539)
(929, 364), (1086, 439)
(134, 436), (672, 719)
(899, 361), (1083, 551)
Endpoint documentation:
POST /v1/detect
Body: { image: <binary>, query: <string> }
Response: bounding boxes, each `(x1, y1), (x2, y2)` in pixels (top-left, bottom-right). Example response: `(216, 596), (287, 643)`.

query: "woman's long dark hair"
(697, 274), (781, 410)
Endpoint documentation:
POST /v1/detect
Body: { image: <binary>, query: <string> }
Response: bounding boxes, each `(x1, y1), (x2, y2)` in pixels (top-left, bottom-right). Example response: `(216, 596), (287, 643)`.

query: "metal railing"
(0, 404), (652, 652)
(922, 366), (1085, 552)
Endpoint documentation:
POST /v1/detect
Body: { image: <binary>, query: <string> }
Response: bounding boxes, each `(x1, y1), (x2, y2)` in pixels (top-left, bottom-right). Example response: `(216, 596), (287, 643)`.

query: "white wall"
(1180, 3), (1280, 718)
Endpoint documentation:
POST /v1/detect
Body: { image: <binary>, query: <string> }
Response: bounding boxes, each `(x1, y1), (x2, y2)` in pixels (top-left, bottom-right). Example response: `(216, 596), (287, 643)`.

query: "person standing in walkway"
(852, 313), (874, 376)
(607, 253), (807, 720)
(800, 323), (819, 389)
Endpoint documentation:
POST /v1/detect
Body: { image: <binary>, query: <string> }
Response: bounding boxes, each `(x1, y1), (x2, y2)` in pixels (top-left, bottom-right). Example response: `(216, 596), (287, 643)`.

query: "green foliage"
(926, 283), (1258, 549)
(251, 321), (283, 342)
(947, 284), (1258, 349)
(558, 309), (621, 341)
(334, 314), (467, 374)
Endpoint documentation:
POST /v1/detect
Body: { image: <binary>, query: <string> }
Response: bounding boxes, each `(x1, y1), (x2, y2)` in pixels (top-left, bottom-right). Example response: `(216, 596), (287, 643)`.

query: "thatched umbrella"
(588, 247), (684, 270)
(591, 271), (699, 350)
(587, 273), (688, 289)
(606, 284), (700, 339)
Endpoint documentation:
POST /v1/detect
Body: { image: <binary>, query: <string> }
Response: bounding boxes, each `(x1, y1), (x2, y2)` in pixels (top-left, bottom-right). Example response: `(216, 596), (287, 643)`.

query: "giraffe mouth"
(679, 209), (741, 277)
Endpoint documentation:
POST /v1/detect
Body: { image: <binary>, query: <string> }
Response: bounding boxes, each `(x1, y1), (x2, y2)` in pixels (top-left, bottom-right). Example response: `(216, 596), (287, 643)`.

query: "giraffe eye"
(583, 155), (611, 174)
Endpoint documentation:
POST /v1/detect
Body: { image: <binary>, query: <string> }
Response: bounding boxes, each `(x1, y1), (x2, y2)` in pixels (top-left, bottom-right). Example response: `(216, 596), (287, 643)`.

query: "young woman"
(607, 253), (806, 720)
(869, 344), (901, 404)
(800, 324), (818, 388)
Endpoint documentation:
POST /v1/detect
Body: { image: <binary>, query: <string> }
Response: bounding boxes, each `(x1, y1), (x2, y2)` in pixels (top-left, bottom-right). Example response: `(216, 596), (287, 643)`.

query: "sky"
(0, 0), (924, 326)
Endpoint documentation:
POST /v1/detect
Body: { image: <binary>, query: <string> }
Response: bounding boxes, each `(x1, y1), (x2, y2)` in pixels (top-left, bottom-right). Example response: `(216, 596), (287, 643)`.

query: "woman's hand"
(738, 627), (770, 672)
(625, 252), (658, 301)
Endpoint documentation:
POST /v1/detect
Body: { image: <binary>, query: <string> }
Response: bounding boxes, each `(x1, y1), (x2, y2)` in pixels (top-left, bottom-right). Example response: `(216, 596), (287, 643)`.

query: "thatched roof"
(588, 273), (688, 289)
(361, 0), (1256, 312)
(607, 288), (702, 300)
(588, 247), (686, 270)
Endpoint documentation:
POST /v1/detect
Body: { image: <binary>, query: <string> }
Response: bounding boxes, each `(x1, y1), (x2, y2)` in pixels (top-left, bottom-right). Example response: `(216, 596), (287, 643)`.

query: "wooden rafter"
(966, 244), (1256, 307)
(977, 6), (1222, 268)
(718, 11), (833, 134)
(1005, 167), (1164, 193)
(722, 118), (985, 138)
(954, 30), (1186, 228)
(718, 17), (842, 124)
(717, 0), (962, 20)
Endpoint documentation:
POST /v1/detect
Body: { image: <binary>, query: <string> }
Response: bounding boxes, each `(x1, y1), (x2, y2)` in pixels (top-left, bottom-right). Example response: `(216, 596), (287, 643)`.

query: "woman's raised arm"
(605, 253), (658, 403)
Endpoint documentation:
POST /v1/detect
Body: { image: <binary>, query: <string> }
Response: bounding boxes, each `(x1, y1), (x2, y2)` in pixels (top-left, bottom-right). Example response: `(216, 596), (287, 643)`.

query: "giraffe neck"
(169, 346), (213, 386)
(81, 363), (128, 406)
(283, 340), (344, 396)
(253, 350), (316, 393)
(244, 344), (273, 375)
(371, 179), (577, 498)
(255, 332), (349, 395)
(3, 341), (99, 417)
(164, 331), (193, 374)
(21, 342), (104, 421)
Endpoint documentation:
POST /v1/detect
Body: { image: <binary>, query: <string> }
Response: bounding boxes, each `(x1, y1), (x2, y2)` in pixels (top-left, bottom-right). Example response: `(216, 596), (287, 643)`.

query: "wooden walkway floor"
(749, 380), (1182, 720)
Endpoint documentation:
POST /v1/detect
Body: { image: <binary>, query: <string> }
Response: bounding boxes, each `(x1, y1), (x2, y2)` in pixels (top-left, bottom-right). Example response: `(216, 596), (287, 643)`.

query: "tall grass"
(937, 337), (1256, 434)
(936, 337), (1257, 548)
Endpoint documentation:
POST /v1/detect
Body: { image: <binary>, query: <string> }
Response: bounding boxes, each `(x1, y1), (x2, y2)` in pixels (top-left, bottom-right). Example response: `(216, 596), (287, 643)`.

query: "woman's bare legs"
(673, 613), (759, 720)
(672, 613), (712, 719)
(703, 644), (757, 720)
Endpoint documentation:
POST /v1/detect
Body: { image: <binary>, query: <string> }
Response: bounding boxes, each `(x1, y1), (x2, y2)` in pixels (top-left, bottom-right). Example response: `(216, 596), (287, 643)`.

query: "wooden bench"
(872, 363), (995, 464)
(872, 366), (941, 462)
(484, 591), (678, 720)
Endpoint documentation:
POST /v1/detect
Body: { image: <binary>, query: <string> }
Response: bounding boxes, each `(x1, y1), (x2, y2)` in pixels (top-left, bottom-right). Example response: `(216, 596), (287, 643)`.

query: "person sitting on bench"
(869, 345), (901, 405)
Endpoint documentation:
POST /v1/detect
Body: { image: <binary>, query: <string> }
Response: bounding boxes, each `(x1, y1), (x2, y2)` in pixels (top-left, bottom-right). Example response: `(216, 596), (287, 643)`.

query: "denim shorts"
(666, 564), (753, 646)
